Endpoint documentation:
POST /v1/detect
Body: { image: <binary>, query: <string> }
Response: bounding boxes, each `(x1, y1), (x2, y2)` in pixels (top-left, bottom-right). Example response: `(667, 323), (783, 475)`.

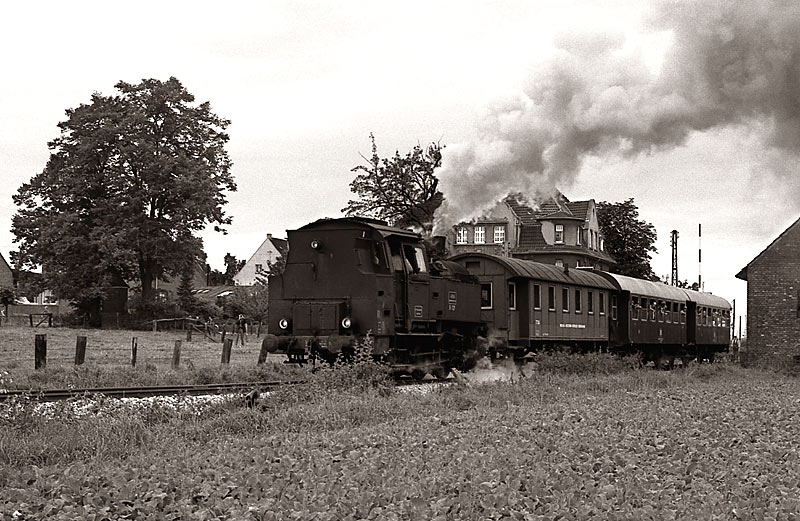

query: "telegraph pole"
(698, 223), (702, 290)
(670, 230), (679, 286)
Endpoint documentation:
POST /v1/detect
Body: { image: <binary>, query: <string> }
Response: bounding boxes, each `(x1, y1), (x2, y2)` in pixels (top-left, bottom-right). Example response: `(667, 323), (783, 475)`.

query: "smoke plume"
(435, 0), (800, 229)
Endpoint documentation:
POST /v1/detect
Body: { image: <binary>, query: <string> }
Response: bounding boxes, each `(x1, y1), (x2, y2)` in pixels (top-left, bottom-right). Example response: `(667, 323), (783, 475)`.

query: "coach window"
(599, 293), (605, 315)
(575, 289), (582, 313)
(562, 287), (569, 312)
(588, 291), (593, 314)
(673, 302), (679, 323)
(480, 283), (493, 309)
(508, 282), (517, 310)
(632, 297), (639, 320)
(657, 301), (665, 323)
(534, 284), (541, 310)
(680, 303), (686, 324)
(548, 286), (555, 311)
(665, 302), (671, 323)
(611, 295), (618, 320)
(640, 298), (647, 321)
(649, 301), (656, 321)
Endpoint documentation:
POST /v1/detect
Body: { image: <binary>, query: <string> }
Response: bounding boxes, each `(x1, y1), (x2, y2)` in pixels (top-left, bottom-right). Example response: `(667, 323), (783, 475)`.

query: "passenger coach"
(451, 253), (615, 355)
(593, 271), (731, 366)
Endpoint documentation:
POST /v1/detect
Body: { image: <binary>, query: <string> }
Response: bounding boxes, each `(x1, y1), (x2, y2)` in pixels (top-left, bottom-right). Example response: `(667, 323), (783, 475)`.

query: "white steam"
(436, 0), (800, 229)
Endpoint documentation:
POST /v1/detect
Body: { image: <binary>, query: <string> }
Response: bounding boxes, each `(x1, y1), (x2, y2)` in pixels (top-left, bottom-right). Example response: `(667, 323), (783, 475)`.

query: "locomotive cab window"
(480, 283), (493, 309)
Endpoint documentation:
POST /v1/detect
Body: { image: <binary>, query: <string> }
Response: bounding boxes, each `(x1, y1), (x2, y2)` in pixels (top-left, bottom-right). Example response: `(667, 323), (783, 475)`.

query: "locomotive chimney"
(429, 235), (448, 261)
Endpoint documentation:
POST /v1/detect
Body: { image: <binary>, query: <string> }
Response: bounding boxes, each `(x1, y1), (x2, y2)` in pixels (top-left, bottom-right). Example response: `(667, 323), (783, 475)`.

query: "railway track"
(0, 380), (304, 403)
(0, 376), (456, 403)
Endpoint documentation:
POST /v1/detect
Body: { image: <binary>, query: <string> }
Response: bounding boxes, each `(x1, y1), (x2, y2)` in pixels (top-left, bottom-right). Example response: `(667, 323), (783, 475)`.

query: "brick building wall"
(744, 220), (800, 367)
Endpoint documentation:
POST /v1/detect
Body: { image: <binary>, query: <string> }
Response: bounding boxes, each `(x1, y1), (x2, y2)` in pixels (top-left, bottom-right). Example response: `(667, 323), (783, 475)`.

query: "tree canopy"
(596, 198), (658, 280)
(12, 77), (235, 323)
(343, 134), (443, 233)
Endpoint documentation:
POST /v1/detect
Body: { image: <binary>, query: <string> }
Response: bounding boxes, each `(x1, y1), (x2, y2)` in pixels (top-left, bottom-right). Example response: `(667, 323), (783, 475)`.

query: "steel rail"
(0, 380), (305, 402)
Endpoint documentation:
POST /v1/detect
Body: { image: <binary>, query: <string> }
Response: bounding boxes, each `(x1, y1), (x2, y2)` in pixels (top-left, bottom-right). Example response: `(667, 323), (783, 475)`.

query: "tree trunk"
(140, 259), (155, 302)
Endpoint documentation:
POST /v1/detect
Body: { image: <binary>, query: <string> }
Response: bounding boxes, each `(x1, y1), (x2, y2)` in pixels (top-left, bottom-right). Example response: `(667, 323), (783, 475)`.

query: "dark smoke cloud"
(436, 0), (800, 229)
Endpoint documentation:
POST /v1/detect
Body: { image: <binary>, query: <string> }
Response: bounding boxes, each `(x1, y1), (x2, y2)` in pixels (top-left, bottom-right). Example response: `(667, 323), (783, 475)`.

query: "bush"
(531, 351), (642, 375)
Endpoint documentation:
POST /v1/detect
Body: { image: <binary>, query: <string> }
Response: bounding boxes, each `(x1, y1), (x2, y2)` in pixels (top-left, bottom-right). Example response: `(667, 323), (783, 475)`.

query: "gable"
(0, 252), (13, 287)
(736, 215), (800, 280)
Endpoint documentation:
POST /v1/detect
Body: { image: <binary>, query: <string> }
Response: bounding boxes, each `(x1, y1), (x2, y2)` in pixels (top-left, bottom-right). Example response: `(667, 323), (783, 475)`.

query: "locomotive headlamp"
(279, 318), (289, 330)
(341, 317), (352, 329)
(310, 239), (321, 249)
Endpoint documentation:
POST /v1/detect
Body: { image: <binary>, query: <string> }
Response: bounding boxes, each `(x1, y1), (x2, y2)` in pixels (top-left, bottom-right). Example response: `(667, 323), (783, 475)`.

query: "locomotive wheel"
(431, 366), (450, 379)
(410, 369), (426, 381)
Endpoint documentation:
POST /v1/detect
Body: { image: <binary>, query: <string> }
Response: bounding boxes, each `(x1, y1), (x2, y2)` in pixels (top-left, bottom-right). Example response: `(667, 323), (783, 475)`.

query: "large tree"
(343, 133), (443, 232)
(12, 77), (235, 322)
(596, 198), (658, 280)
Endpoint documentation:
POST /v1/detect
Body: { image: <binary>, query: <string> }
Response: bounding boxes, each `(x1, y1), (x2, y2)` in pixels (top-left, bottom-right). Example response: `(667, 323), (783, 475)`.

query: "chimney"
(267, 233), (272, 240)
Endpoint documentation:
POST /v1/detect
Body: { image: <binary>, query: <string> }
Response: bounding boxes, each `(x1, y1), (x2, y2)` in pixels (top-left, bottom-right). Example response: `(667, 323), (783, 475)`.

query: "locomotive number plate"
(448, 291), (457, 311)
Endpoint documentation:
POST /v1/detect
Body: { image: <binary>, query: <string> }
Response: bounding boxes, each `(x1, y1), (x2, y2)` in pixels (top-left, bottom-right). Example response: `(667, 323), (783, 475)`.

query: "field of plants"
(1, 341), (799, 520)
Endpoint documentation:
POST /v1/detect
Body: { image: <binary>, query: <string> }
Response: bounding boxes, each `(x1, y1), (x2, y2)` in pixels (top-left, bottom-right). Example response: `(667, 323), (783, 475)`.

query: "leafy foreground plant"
(2, 364), (800, 520)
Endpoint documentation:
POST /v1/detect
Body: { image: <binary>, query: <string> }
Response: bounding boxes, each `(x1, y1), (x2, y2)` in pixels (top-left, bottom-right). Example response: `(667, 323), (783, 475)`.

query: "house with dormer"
(234, 234), (288, 286)
(449, 193), (614, 271)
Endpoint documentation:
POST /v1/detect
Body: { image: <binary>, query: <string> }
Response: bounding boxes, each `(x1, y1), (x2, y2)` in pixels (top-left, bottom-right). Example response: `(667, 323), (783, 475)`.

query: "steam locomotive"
(262, 217), (485, 378)
(263, 217), (731, 374)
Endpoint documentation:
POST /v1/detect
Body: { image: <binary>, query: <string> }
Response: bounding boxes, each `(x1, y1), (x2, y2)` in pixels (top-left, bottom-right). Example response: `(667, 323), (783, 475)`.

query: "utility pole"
(698, 223), (702, 291)
(670, 230), (679, 286)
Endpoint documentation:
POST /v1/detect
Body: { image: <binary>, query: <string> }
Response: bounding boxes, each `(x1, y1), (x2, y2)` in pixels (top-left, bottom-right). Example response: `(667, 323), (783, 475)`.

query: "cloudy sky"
(3, 0), (799, 331)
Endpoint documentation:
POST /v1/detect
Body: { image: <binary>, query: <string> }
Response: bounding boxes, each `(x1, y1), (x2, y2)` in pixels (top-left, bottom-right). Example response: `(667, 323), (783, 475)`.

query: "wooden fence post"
(221, 329), (227, 344)
(186, 328), (192, 342)
(257, 339), (269, 365)
(221, 338), (233, 364)
(130, 337), (138, 367)
(35, 334), (47, 370)
(172, 340), (182, 369)
(257, 322), (262, 337)
(74, 336), (87, 365)
(153, 320), (158, 333)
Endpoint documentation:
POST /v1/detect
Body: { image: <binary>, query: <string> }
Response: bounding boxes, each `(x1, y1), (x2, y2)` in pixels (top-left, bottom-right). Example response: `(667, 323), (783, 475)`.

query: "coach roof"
(594, 271), (690, 301)
(450, 253), (615, 289)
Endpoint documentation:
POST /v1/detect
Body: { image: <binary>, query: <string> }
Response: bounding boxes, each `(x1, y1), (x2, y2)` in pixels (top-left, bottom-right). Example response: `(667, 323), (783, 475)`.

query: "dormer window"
(456, 227), (468, 244)
(493, 226), (505, 244)
(474, 226), (485, 244)
(554, 224), (564, 244)
(576, 229), (582, 246)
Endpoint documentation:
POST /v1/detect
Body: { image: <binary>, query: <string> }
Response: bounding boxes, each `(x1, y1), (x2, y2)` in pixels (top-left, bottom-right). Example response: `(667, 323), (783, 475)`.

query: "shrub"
(531, 351), (641, 375)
